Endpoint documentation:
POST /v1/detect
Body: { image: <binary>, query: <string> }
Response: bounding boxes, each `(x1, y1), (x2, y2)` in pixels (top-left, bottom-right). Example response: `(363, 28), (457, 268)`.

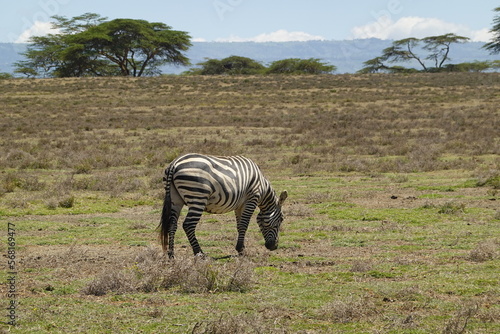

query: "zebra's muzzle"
(265, 241), (278, 251)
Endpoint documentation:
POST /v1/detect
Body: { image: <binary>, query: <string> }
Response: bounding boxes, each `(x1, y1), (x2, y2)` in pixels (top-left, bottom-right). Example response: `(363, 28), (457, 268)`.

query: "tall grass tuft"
(81, 248), (255, 295)
(468, 239), (499, 262)
(442, 302), (479, 334)
(192, 313), (285, 334)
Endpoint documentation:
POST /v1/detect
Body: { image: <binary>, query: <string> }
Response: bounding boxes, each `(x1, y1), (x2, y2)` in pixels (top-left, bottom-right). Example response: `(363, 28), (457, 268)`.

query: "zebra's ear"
(279, 190), (288, 206)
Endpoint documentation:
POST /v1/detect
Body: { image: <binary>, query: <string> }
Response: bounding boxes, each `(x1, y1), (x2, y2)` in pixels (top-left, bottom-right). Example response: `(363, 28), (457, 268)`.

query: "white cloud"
(216, 29), (325, 42)
(470, 28), (493, 43)
(192, 37), (208, 42)
(350, 16), (492, 42)
(15, 21), (59, 43)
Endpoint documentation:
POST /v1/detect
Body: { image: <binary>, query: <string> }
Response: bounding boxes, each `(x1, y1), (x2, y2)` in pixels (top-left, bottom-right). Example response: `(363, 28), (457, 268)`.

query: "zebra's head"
(257, 190), (288, 251)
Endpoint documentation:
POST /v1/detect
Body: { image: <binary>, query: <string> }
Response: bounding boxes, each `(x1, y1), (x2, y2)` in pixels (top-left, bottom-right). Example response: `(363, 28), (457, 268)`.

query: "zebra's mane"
(258, 180), (279, 213)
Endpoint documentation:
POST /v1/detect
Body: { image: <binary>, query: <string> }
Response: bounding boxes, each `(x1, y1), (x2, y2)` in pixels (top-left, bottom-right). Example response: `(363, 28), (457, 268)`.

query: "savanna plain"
(0, 73), (499, 333)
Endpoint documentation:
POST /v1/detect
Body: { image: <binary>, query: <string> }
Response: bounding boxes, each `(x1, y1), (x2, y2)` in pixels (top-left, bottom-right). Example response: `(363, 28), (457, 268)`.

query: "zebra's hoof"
(195, 252), (207, 259)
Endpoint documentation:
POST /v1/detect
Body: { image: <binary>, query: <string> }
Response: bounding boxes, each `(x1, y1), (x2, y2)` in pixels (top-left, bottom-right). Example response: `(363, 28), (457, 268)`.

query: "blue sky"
(1, 0), (498, 43)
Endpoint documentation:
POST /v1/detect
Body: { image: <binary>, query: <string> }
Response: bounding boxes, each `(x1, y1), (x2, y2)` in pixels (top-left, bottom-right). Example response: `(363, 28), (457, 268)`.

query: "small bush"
(442, 302), (479, 334)
(167, 255), (254, 294)
(45, 199), (58, 210)
(475, 170), (500, 189)
(494, 211), (500, 220)
(468, 239), (498, 262)
(1, 173), (21, 193)
(319, 295), (378, 323)
(58, 195), (75, 208)
(0, 72), (13, 79)
(19, 176), (46, 191)
(81, 270), (133, 296)
(81, 249), (254, 296)
(350, 260), (373, 273)
(192, 313), (284, 334)
(0, 172), (46, 193)
(438, 202), (465, 214)
(74, 162), (93, 174)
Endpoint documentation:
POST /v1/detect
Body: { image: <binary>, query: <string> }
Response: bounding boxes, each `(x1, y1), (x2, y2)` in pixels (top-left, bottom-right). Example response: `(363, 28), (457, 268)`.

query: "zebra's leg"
(235, 200), (258, 255)
(167, 206), (181, 259)
(167, 188), (184, 259)
(182, 206), (205, 256)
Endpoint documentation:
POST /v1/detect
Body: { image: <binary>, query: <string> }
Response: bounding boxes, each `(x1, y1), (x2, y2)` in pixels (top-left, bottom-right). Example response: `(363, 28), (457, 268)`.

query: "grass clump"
(82, 248), (254, 296)
(58, 195), (75, 208)
(442, 302), (479, 334)
(318, 295), (379, 323)
(468, 239), (499, 262)
(192, 313), (285, 334)
(437, 201), (466, 214)
(81, 270), (133, 296)
(475, 170), (500, 189)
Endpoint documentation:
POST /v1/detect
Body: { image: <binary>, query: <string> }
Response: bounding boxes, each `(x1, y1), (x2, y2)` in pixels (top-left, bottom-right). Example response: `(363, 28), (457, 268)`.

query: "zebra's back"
(167, 153), (266, 214)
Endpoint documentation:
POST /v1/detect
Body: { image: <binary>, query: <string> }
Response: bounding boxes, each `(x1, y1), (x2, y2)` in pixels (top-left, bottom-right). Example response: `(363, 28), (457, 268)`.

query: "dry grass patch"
(192, 313), (286, 334)
(468, 239), (499, 262)
(318, 295), (379, 324)
(82, 248), (255, 295)
(442, 302), (479, 334)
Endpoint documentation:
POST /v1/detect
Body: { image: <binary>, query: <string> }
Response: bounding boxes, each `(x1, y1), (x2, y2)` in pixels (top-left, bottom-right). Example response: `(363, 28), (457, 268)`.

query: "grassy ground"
(0, 73), (499, 333)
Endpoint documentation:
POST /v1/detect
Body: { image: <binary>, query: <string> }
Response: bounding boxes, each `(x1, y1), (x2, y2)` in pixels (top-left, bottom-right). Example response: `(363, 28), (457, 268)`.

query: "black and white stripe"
(159, 153), (287, 258)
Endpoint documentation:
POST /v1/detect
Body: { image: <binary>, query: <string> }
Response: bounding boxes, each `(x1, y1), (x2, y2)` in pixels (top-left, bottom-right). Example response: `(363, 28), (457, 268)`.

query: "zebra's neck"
(258, 181), (278, 214)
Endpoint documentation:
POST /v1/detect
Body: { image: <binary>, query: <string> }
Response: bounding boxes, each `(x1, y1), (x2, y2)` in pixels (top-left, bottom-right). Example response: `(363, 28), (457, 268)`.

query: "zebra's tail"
(159, 165), (174, 253)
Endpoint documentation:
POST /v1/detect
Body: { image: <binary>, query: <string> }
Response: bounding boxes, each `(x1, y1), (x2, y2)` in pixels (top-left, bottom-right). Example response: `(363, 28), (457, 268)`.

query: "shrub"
(192, 313), (282, 334)
(0, 172), (46, 193)
(442, 302), (479, 334)
(438, 202), (465, 214)
(81, 249), (255, 295)
(0, 72), (13, 79)
(74, 162), (93, 174)
(477, 175), (500, 189)
(1, 173), (21, 193)
(318, 295), (378, 323)
(190, 56), (266, 75)
(58, 195), (75, 208)
(81, 270), (134, 296)
(468, 239), (499, 262)
(266, 58), (336, 74)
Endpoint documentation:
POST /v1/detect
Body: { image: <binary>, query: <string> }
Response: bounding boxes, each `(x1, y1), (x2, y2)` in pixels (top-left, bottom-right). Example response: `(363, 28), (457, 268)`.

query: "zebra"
(159, 153), (287, 258)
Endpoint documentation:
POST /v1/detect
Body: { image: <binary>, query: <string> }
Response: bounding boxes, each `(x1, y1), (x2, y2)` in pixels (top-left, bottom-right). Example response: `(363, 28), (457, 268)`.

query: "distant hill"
(1, 39), (498, 75)
(0, 43), (27, 74)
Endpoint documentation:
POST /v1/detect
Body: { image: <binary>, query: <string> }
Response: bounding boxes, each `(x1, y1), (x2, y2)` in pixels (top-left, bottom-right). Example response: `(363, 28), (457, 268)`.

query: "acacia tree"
(359, 33), (470, 73)
(15, 13), (111, 77)
(266, 58), (336, 74)
(484, 7), (500, 54)
(382, 38), (428, 71)
(15, 13), (191, 77)
(70, 19), (191, 76)
(187, 56), (265, 75)
(14, 34), (65, 77)
(423, 34), (470, 69)
(186, 57), (336, 75)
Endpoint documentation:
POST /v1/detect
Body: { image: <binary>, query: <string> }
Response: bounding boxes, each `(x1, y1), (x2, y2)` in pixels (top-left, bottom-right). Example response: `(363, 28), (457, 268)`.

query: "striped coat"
(159, 153), (287, 258)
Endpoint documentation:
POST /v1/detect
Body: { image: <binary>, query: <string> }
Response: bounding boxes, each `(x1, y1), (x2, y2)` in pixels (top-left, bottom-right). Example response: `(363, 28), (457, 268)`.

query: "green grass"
(2, 175), (499, 332)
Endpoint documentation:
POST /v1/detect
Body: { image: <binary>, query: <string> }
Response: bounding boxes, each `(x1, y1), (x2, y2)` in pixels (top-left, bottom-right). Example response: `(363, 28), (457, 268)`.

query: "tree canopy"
(15, 13), (191, 77)
(266, 58), (336, 74)
(186, 56), (336, 75)
(484, 6), (500, 54)
(186, 56), (266, 75)
(358, 33), (470, 73)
